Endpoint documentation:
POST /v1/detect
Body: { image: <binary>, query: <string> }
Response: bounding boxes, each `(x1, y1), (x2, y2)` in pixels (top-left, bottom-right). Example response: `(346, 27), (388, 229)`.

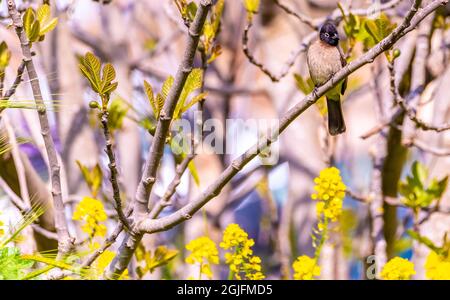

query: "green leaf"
(0, 41), (11, 70)
(28, 20), (41, 42)
(102, 82), (118, 95)
(181, 92), (207, 114)
(155, 75), (174, 118)
(143, 80), (157, 117)
(101, 63), (116, 86)
(175, 68), (203, 118)
(36, 4), (50, 25)
(36, 4), (58, 36)
(186, 2), (197, 22)
(23, 8), (35, 40)
(79, 52), (102, 93)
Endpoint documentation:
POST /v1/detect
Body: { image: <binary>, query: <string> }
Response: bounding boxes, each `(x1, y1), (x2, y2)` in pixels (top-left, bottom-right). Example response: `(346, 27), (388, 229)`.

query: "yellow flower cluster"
(425, 251), (450, 280)
(72, 197), (107, 237)
(381, 257), (416, 280)
(220, 223), (265, 280)
(311, 167), (346, 222)
(292, 255), (321, 280)
(185, 236), (219, 279)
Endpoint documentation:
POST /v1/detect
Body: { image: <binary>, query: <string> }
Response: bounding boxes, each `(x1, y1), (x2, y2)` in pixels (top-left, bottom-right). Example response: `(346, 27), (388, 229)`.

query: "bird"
(307, 22), (347, 136)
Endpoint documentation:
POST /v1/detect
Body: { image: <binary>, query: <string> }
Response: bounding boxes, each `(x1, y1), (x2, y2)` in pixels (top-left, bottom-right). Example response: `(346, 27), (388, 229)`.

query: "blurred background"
(0, 0), (449, 279)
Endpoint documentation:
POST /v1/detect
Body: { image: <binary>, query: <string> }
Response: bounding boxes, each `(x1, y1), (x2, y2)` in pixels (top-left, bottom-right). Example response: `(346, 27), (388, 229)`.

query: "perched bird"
(307, 22), (347, 135)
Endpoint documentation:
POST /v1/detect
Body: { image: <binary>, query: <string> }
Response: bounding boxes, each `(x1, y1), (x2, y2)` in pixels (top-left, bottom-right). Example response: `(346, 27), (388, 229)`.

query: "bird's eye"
(324, 33), (329, 38)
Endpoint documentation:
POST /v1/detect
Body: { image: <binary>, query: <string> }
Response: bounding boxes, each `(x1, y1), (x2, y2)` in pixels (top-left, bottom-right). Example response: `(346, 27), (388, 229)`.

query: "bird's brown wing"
(338, 46), (348, 95)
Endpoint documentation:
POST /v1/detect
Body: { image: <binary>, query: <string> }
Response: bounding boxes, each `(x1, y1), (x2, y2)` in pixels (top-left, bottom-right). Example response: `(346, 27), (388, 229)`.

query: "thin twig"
(149, 152), (195, 219)
(100, 104), (131, 231)
(0, 59), (26, 106)
(405, 139), (450, 156)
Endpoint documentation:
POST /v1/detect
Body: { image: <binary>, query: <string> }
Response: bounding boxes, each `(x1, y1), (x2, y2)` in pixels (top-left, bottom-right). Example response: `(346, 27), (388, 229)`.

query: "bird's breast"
(307, 41), (342, 85)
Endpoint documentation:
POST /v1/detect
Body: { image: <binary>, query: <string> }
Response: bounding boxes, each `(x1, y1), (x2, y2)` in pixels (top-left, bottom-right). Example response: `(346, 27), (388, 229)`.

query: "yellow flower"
(72, 197), (107, 237)
(381, 257), (415, 280)
(185, 236), (219, 279)
(293, 255), (320, 280)
(220, 223), (265, 280)
(425, 251), (450, 280)
(311, 167), (346, 222)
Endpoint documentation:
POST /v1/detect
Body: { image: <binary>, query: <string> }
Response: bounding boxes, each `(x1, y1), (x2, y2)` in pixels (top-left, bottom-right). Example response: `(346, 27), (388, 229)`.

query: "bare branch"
(99, 105), (131, 231)
(0, 59), (26, 106)
(7, 0), (74, 255)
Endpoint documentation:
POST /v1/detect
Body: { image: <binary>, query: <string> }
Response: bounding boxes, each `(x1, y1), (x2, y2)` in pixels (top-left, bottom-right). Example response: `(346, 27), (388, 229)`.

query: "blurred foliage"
(76, 161), (103, 198)
(0, 41), (11, 73)
(243, 0), (260, 20)
(338, 4), (396, 61)
(0, 247), (33, 279)
(135, 244), (178, 278)
(107, 98), (129, 132)
(399, 161), (448, 213)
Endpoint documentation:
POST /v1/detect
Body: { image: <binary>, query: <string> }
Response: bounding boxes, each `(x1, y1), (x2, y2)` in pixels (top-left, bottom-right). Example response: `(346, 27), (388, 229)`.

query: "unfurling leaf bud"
(393, 49), (401, 59)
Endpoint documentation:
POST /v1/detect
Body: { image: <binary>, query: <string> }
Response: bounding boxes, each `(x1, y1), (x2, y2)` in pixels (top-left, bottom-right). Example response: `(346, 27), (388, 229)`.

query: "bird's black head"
(320, 22), (339, 46)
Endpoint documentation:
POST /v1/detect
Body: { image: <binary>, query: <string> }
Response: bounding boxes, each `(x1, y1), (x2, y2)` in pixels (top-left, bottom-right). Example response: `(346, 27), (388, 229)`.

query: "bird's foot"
(312, 86), (320, 99)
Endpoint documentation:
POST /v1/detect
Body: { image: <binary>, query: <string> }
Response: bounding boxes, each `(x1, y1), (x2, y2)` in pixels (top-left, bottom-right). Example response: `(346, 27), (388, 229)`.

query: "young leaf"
(144, 80), (157, 117)
(155, 75), (174, 118)
(174, 68), (203, 118)
(28, 20), (41, 42)
(186, 2), (197, 22)
(79, 52), (102, 93)
(0, 42), (11, 70)
(102, 64), (116, 86)
(23, 8), (35, 40)
(36, 4), (58, 36)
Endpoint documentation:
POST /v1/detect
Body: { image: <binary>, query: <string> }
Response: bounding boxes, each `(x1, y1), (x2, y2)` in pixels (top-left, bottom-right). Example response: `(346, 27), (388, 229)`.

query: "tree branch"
(7, 0), (73, 255)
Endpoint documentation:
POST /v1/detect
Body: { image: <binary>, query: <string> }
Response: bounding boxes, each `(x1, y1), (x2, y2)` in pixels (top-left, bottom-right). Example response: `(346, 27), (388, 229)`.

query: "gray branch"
(7, 0), (73, 255)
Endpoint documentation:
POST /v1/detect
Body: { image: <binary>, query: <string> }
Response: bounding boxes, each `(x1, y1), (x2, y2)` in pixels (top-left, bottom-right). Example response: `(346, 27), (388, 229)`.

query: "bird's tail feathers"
(326, 97), (346, 136)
